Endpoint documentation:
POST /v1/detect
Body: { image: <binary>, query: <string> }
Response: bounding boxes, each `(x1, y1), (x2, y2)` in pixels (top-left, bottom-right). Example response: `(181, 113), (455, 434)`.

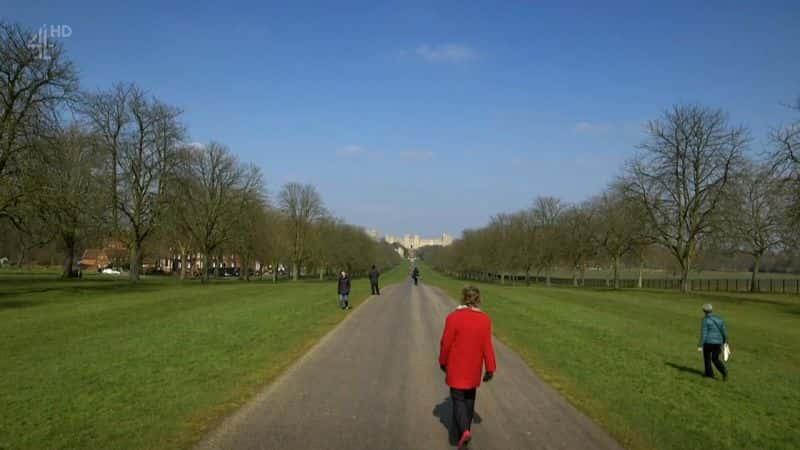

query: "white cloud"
(336, 145), (366, 157)
(186, 141), (206, 149)
(574, 122), (612, 134)
(400, 150), (434, 161)
(412, 43), (477, 63)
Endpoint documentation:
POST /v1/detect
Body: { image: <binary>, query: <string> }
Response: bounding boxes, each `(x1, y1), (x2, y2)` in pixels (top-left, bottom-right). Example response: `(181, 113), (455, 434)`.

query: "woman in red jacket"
(439, 286), (497, 449)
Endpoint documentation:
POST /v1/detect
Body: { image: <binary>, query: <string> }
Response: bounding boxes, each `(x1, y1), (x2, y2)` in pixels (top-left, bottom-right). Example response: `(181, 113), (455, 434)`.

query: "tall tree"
(591, 187), (644, 289)
(25, 123), (105, 277)
(626, 105), (748, 292)
(531, 196), (563, 286)
(0, 22), (78, 222)
(720, 161), (786, 291)
(176, 142), (264, 283)
(279, 182), (327, 281)
(117, 89), (184, 281)
(558, 203), (596, 287)
(79, 83), (133, 231)
(769, 100), (800, 241)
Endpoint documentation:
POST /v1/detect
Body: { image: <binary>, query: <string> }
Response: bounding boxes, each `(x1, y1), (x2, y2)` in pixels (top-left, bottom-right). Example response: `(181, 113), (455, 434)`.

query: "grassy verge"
(419, 262), (800, 450)
(0, 262), (407, 450)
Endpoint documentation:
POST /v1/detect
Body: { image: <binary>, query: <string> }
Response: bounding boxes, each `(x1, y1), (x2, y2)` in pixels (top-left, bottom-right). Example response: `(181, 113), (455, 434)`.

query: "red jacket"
(439, 306), (497, 389)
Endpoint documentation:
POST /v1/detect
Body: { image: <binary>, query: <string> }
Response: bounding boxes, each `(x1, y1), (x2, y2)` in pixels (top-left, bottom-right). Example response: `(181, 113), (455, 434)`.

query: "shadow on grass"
(0, 280), (163, 304)
(664, 362), (705, 377)
(0, 300), (38, 310)
(432, 396), (483, 447)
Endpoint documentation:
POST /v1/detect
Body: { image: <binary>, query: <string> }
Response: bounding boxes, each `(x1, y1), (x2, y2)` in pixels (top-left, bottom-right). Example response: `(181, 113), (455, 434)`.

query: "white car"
(102, 267), (121, 275)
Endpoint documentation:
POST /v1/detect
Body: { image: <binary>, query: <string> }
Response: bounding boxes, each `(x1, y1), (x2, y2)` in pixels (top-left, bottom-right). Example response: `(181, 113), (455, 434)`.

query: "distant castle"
(365, 229), (454, 248)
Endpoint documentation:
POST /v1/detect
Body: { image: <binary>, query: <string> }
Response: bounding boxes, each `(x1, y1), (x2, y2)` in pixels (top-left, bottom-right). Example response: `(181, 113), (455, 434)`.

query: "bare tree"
(279, 182), (327, 281)
(510, 209), (540, 285)
(531, 196), (563, 286)
(25, 123), (105, 277)
(117, 88), (184, 281)
(720, 161), (786, 291)
(486, 214), (517, 284)
(769, 102), (800, 238)
(558, 203), (596, 287)
(79, 83), (133, 230)
(626, 105), (748, 292)
(176, 142), (264, 283)
(231, 190), (269, 281)
(591, 187), (645, 289)
(0, 22), (78, 222)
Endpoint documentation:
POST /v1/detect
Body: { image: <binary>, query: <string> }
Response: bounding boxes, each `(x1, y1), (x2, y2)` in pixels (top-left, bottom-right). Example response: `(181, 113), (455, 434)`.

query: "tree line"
(0, 22), (400, 281)
(424, 104), (800, 293)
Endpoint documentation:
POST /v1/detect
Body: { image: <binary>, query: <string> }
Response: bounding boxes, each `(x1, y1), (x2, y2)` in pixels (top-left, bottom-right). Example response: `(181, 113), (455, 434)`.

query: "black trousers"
(450, 387), (477, 437)
(371, 282), (380, 295)
(413, 276), (418, 285)
(703, 344), (727, 377)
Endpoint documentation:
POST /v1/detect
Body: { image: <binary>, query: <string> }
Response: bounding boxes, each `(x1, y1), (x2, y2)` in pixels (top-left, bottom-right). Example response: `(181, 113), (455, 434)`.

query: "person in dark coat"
(439, 286), (497, 449)
(698, 303), (728, 380)
(369, 265), (380, 295)
(412, 266), (420, 285)
(337, 271), (351, 310)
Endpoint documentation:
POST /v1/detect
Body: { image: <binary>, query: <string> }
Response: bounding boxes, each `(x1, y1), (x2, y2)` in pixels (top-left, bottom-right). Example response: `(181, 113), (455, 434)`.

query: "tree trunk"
(62, 239), (76, 278)
(572, 264), (579, 287)
(680, 257), (691, 293)
(525, 267), (531, 286)
(612, 255), (620, 289)
(319, 267), (324, 281)
(500, 272), (505, 285)
(637, 253), (644, 289)
(16, 246), (26, 267)
(580, 262), (586, 287)
(201, 252), (210, 283)
(545, 269), (551, 287)
(272, 261), (278, 283)
(750, 252), (762, 293)
(180, 252), (187, 280)
(292, 262), (299, 281)
(129, 241), (141, 282)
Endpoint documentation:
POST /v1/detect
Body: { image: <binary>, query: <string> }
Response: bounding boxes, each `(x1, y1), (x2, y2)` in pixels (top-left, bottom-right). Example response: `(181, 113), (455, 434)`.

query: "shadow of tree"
(665, 361), (705, 377)
(0, 300), (37, 310)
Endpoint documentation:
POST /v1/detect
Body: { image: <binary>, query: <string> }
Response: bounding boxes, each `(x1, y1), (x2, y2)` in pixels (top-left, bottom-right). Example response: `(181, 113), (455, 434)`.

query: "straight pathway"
(195, 279), (623, 450)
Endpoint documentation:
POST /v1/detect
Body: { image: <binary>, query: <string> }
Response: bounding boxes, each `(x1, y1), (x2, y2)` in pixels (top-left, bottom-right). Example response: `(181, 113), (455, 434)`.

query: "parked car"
(102, 267), (121, 275)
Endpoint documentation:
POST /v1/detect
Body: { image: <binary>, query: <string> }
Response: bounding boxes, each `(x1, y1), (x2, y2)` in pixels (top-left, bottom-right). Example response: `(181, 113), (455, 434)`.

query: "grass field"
(0, 263), (407, 450)
(419, 262), (800, 450)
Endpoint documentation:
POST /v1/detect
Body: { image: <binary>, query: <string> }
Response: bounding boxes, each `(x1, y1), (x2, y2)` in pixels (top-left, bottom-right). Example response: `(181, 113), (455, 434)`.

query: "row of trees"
(425, 104), (800, 292)
(0, 22), (400, 281)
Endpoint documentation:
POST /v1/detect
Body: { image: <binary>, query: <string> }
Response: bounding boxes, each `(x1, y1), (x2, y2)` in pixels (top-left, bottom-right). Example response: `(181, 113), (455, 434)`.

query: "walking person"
(337, 271), (351, 310)
(369, 265), (380, 295)
(439, 286), (497, 449)
(698, 303), (728, 380)
(412, 266), (420, 286)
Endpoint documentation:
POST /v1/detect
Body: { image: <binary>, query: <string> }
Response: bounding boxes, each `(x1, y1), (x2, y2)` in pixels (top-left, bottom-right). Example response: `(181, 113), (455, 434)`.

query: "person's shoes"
(458, 430), (471, 449)
(723, 372), (728, 382)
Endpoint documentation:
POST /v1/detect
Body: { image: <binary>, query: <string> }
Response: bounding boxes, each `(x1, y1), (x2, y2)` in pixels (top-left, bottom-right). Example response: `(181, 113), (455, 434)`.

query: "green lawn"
(0, 263), (407, 450)
(420, 262), (800, 450)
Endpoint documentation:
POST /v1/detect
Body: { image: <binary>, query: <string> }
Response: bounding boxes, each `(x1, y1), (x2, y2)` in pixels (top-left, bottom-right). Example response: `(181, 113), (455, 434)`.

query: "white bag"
(722, 343), (731, 362)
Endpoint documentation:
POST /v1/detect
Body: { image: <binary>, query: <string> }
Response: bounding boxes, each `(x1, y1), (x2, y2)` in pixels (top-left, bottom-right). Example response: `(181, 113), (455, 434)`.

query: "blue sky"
(6, 1), (800, 237)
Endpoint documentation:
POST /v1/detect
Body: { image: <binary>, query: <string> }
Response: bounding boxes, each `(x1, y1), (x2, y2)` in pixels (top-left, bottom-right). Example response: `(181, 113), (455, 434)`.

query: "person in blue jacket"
(698, 303), (728, 380)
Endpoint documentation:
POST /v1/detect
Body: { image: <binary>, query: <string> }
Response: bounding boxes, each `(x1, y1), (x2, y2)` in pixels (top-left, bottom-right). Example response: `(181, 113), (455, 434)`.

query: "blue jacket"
(699, 314), (728, 346)
(337, 277), (351, 295)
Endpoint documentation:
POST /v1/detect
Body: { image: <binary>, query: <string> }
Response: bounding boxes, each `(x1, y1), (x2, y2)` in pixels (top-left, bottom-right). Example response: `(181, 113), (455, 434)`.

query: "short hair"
(462, 285), (481, 307)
